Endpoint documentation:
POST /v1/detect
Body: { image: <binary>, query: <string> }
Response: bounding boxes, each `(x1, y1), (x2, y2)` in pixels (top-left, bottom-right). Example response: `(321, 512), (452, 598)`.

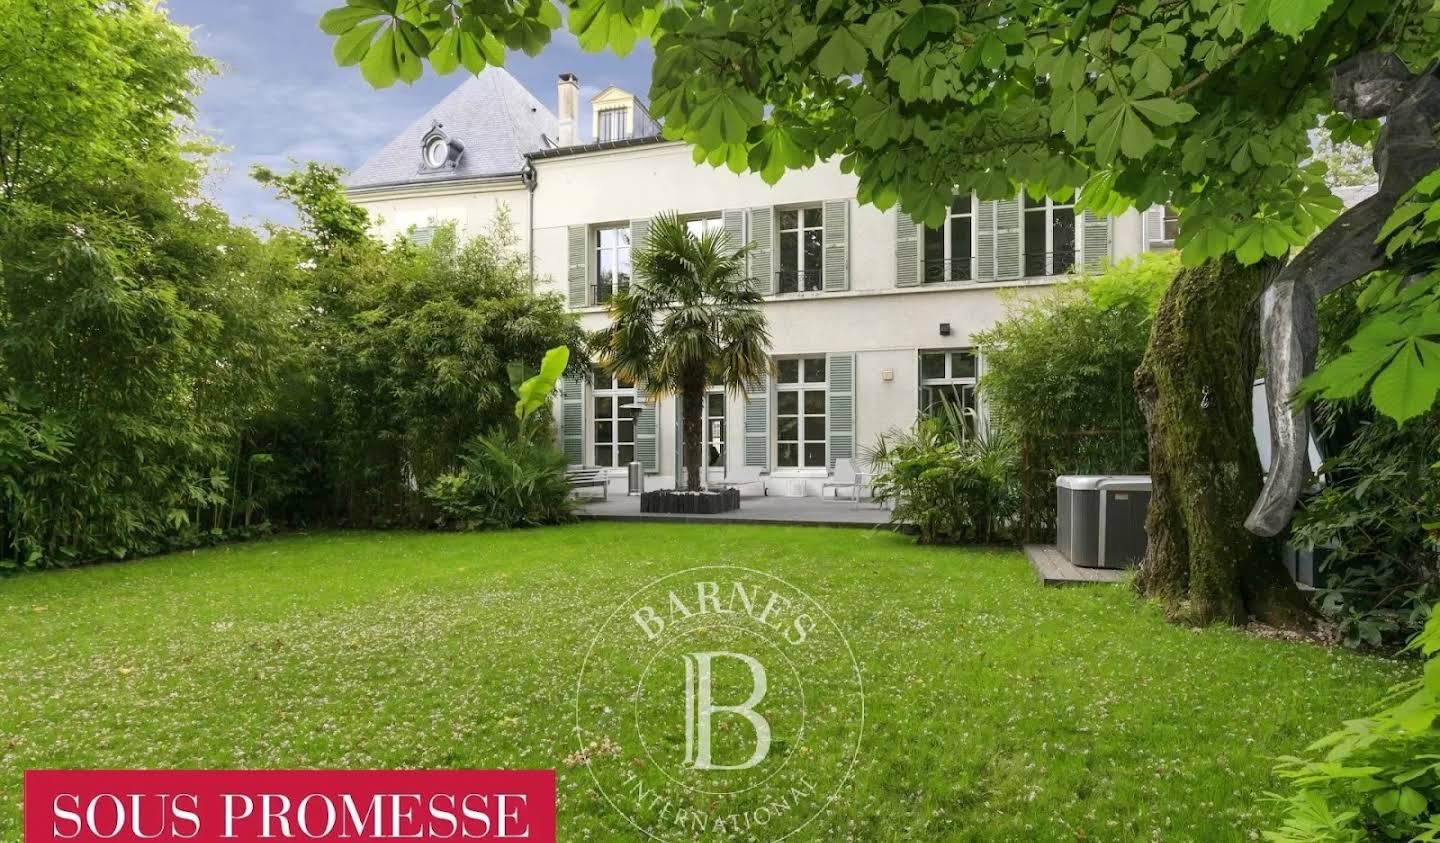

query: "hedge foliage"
(0, 1), (585, 570)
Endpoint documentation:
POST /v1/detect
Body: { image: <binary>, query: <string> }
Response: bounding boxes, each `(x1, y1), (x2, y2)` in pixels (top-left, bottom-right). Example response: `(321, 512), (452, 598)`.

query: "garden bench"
(566, 467), (610, 500)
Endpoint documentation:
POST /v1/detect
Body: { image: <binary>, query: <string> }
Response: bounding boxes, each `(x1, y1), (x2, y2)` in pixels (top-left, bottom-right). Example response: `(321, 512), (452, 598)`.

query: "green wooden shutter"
(561, 373), (584, 466)
(895, 209), (920, 287)
(635, 382), (659, 472)
(976, 201), (996, 281)
(995, 196), (1023, 280)
(1081, 210), (1112, 273)
(822, 199), (849, 291)
(567, 225), (588, 307)
(744, 375), (770, 468)
(722, 209), (745, 253)
(630, 217), (651, 256)
(748, 207), (774, 295)
(827, 353), (856, 470)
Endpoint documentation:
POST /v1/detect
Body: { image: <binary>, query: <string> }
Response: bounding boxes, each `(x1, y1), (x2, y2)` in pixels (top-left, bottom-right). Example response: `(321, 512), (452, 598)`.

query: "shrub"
(974, 253), (1175, 540)
(426, 432), (577, 530)
(1292, 410), (1440, 647)
(1265, 605), (1440, 842)
(868, 400), (1019, 544)
(1291, 277), (1440, 647)
(425, 346), (578, 531)
(254, 166), (589, 528)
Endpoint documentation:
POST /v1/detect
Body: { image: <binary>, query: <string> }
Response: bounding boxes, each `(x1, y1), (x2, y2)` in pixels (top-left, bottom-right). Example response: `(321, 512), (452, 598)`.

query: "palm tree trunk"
(682, 373), (706, 492)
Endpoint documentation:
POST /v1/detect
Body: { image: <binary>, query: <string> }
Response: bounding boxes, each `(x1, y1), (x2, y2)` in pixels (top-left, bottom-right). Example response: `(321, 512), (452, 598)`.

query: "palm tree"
(594, 212), (771, 492)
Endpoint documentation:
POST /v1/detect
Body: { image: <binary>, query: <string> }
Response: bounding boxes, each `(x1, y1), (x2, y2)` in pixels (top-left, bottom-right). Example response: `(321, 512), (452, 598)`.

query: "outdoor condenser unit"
(1056, 475), (1153, 569)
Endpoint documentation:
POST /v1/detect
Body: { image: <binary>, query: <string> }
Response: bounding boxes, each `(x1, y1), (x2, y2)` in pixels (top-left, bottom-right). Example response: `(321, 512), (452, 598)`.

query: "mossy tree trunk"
(1133, 255), (1312, 627)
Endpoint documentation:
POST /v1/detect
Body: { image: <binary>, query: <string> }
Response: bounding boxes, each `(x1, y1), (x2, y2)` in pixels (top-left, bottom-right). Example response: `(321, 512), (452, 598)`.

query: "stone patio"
(574, 477), (892, 528)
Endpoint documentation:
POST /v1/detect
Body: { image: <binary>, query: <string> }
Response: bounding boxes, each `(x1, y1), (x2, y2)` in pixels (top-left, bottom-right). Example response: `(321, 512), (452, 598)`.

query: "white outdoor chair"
(821, 459), (870, 505)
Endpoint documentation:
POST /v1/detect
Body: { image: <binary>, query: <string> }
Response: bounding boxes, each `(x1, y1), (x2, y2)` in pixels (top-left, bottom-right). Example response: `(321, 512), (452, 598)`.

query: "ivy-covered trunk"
(681, 373), (706, 492)
(1133, 255), (1311, 627)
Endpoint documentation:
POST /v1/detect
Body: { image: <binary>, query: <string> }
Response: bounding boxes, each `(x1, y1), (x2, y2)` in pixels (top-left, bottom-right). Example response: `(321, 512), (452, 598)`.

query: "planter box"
(640, 488), (740, 515)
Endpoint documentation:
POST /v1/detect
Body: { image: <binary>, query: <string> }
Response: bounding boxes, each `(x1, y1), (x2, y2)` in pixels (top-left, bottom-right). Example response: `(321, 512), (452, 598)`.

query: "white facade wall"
(352, 178), (532, 247)
(354, 140), (1148, 495)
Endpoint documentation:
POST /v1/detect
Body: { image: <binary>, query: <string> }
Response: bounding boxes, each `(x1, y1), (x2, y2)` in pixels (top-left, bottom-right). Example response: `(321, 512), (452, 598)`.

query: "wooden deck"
(1024, 544), (1126, 587)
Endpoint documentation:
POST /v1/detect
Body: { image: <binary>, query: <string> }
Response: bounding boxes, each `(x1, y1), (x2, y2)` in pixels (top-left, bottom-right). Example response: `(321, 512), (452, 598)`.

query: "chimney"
(557, 73), (579, 146)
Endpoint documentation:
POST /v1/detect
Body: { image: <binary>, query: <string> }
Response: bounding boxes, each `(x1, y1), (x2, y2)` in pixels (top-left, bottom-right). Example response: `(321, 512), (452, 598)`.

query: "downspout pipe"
(521, 161), (538, 292)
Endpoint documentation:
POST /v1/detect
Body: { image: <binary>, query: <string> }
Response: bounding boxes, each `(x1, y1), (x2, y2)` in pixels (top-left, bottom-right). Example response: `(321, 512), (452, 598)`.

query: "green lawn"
(0, 525), (1415, 841)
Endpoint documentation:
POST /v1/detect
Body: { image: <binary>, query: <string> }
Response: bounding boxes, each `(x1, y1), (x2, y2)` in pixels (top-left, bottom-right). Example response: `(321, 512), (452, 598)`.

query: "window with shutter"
(976, 201), (996, 281)
(776, 207), (824, 293)
(1021, 193), (1077, 277)
(684, 215), (721, 239)
(895, 210), (920, 288)
(743, 375), (770, 468)
(918, 350), (978, 431)
(1080, 211), (1112, 273)
(634, 382), (659, 473)
(561, 373), (585, 466)
(822, 199), (849, 291)
(921, 195), (976, 284)
(591, 374), (637, 468)
(826, 353), (855, 470)
(722, 209), (745, 251)
(748, 207), (774, 295)
(995, 198), (1023, 280)
(1145, 205), (1178, 250)
(567, 225), (588, 307)
(775, 357), (828, 469)
(594, 225), (632, 304)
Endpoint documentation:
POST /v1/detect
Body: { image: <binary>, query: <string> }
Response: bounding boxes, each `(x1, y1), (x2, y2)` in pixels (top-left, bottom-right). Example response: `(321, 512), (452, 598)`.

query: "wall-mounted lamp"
(939, 322), (952, 337)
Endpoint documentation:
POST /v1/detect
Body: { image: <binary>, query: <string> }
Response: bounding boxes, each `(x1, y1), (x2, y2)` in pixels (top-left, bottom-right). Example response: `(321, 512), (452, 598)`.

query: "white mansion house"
(346, 69), (1172, 496)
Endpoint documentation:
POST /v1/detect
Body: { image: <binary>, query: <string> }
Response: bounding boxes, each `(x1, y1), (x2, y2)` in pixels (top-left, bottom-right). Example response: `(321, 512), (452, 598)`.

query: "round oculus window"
(424, 137), (449, 168)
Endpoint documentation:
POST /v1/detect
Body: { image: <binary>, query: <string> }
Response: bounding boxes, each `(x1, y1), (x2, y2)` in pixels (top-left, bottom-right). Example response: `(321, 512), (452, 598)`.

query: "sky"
(164, 0), (653, 227)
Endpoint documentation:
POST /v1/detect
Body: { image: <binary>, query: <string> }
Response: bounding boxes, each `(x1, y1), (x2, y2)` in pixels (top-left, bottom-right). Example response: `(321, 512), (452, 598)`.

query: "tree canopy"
(322, 0), (1437, 264)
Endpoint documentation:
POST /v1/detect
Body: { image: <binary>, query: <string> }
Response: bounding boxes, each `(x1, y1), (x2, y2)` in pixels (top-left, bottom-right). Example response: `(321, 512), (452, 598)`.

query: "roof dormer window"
(424, 137), (449, 168)
(597, 106), (628, 142)
(419, 122), (463, 172)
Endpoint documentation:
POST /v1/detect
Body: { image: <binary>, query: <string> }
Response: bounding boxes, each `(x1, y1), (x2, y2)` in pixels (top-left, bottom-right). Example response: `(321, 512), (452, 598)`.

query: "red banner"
(23, 770), (556, 842)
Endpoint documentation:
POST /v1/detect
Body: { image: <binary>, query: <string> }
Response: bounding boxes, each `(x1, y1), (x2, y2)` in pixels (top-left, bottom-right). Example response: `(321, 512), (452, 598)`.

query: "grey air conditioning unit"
(1056, 475), (1153, 569)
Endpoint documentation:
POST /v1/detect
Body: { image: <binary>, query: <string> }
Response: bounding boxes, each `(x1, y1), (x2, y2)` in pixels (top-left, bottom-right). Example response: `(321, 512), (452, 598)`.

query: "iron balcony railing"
(592, 280), (630, 305)
(1022, 251), (1078, 278)
(923, 252), (1079, 283)
(775, 269), (824, 294)
(922, 257), (976, 284)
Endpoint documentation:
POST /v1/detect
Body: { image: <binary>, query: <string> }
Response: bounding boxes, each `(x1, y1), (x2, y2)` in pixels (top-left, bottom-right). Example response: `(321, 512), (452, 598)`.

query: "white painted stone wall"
(353, 140), (1150, 493)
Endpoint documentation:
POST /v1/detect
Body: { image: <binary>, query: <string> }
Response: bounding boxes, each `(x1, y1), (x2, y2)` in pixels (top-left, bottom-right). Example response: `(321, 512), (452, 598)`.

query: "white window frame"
(1022, 194), (1080, 278)
(592, 374), (637, 469)
(703, 384), (727, 470)
(686, 215), (723, 239)
(776, 206), (824, 294)
(919, 350), (979, 422)
(597, 106), (628, 142)
(1161, 205), (1180, 242)
(593, 225), (631, 304)
(424, 138), (448, 169)
(923, 195), (976, 284)
(775, 356), (828, 469)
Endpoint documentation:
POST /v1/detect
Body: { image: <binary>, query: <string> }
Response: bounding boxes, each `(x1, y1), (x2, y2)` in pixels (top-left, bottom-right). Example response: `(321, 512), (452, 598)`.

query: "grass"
(0, 524), (1416, 841)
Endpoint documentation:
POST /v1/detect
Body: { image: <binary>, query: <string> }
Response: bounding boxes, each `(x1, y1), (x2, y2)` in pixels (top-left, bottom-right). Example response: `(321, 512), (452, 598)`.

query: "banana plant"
(513, 345), (570, 437)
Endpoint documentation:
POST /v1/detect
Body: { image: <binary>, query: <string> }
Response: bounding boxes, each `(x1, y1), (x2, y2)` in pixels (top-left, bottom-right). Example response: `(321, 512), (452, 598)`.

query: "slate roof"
(346, 68), (557, 191)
